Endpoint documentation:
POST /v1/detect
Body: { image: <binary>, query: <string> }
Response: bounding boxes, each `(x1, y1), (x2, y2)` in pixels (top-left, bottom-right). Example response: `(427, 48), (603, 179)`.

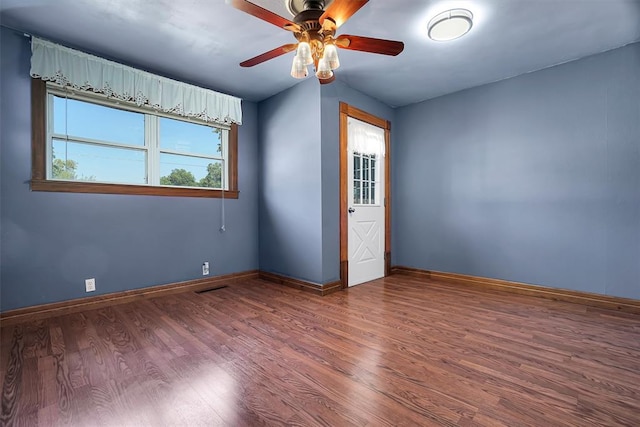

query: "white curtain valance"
(348, 117), (386, 157)
(30, 37), (242, 125)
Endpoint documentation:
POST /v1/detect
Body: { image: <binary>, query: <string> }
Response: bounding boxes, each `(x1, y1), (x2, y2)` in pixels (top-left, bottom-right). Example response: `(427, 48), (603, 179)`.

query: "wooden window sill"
(30, 179), (239, 199)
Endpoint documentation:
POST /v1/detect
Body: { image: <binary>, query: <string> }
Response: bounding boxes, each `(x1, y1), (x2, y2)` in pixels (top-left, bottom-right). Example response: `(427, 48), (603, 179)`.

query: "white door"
(347, 117), (385, 287)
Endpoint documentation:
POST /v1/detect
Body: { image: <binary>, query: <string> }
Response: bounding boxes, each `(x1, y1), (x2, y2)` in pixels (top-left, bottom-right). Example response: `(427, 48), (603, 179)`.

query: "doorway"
(339, 103), (391, 288)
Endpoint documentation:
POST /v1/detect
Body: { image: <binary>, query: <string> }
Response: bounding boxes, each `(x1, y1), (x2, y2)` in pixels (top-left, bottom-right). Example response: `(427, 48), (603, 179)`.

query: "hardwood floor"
(1, 275), (639, 426)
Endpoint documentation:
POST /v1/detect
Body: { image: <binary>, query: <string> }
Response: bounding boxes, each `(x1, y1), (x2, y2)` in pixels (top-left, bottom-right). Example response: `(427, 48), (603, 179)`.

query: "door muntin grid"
(353, 151), (379, 206)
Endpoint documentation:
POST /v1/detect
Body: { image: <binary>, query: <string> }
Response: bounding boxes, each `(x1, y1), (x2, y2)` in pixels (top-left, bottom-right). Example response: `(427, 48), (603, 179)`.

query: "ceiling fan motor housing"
(302, 0), (326, 10)
(294, 10), (324, 29)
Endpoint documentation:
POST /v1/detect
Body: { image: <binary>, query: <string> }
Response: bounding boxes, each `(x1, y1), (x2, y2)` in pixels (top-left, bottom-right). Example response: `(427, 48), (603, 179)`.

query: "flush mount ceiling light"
(428, 8), (473, 41)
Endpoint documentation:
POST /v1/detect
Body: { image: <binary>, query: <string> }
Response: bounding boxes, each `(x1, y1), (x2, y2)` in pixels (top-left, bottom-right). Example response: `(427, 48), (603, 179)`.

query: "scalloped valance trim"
(30, 37), (242, 125)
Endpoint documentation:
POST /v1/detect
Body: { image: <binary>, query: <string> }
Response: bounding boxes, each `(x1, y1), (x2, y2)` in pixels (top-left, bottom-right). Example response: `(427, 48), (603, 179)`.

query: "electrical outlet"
(85, 278), (96, 292)
(202, 262), (210, 276)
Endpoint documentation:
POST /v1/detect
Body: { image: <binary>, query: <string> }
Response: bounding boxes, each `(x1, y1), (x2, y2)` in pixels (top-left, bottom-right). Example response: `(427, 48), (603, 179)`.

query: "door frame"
(339, 102), (391, 289)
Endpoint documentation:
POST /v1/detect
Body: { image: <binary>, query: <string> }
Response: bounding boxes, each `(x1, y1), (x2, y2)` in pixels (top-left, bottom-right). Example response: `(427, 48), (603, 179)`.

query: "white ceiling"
(1, 0), (639, 107)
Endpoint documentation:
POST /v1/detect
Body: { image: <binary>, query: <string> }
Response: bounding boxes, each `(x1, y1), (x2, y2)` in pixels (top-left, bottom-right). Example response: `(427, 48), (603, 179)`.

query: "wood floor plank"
(1, 275), (640, 425)
(37, 355), (57, 410)
(0, 327), (14, 386)
(1, 326), (24, 425)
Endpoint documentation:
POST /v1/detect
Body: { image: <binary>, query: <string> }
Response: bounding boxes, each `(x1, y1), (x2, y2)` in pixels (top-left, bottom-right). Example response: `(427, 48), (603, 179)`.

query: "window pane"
(363, 157), (369, 181)
(52, 139), (146, 183)
(160, 117), (221, 156)
(371, 158), (376, 182)
(353, 155), (361, 180)
(353, 180), (361, 205)
(53, 96), (144, 146)
(363, 181), (370, 205)
(371, 182), (376, 204)
(160, 153), (223, 188)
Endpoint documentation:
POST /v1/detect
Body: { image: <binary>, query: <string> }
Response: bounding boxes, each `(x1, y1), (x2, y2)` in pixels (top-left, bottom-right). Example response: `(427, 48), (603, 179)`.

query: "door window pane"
(371, 158), (376, 181)
(53, 96), (144, 146)
(353, 155), (361, 180)
(353, 180), (361, 204)
(363, 181), (370, 204)
(363, 157), (369, 181)
(52, 139), (146, 184)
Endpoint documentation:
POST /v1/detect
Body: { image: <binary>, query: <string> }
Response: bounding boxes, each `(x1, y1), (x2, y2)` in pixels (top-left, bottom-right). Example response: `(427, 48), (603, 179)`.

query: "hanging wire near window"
(64, 91), (69, 176)
(219, 130), (226, 232)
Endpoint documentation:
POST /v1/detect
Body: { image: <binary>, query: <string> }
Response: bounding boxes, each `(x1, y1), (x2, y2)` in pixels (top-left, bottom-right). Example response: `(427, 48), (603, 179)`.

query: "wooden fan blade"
(240, 44), (298, 67)
(319, 75), (336, 85)
(335, 35), (404, 56)
(319, 0), (368, 29)
(229, 0), (300, 31)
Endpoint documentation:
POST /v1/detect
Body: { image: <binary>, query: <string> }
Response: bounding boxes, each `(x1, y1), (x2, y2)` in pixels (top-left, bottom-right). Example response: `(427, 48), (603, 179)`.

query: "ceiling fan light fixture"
(290, 55), (308, 79)
(315, 55), (333, 79)
(324, 43), (340, 69)
(296, 41), (314, 65)
(428, 8), (473, 41)
(230, 0), (404, 84)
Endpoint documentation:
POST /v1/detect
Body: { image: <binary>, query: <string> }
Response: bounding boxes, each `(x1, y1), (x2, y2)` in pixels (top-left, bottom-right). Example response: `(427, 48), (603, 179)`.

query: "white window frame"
(45, 84), (230, 190)
(352, 151), (381, 206)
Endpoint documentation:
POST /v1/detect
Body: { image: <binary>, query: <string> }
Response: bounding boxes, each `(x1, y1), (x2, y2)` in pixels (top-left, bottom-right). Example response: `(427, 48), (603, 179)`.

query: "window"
(31, 80), (238, 198)
(353, 152), (380, 205)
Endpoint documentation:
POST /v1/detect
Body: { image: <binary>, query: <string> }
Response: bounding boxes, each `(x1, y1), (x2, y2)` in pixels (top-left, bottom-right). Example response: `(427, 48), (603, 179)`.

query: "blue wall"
(258, 78), (324, 283)
(394, 42), (640, 299)
(320, 81), (395, 283)
(0, 27), (260, 311)
(257, 78), (394, 286)
(3, 24), (639, 309)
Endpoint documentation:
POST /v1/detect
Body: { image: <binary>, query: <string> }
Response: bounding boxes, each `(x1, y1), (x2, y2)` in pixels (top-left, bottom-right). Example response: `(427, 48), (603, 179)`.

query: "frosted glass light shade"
(290, 55), (308, 79)
(324, 43), (340, 69)
(296, 42), (313, 65)
(315, 56), (333, 79)
(428, 9), (473, 41)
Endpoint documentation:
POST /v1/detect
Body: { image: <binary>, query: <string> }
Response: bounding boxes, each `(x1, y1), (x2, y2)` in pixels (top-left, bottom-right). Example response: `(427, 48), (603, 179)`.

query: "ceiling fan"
(230, 0), (405, 84)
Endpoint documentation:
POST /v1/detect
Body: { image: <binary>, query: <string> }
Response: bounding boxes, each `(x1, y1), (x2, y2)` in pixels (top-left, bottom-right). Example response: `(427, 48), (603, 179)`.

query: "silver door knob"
(348, 207), (356, 213)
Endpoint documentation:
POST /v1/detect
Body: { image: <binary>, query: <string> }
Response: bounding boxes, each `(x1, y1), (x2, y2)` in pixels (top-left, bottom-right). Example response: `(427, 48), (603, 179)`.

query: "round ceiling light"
(428, 9), (473, 41)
